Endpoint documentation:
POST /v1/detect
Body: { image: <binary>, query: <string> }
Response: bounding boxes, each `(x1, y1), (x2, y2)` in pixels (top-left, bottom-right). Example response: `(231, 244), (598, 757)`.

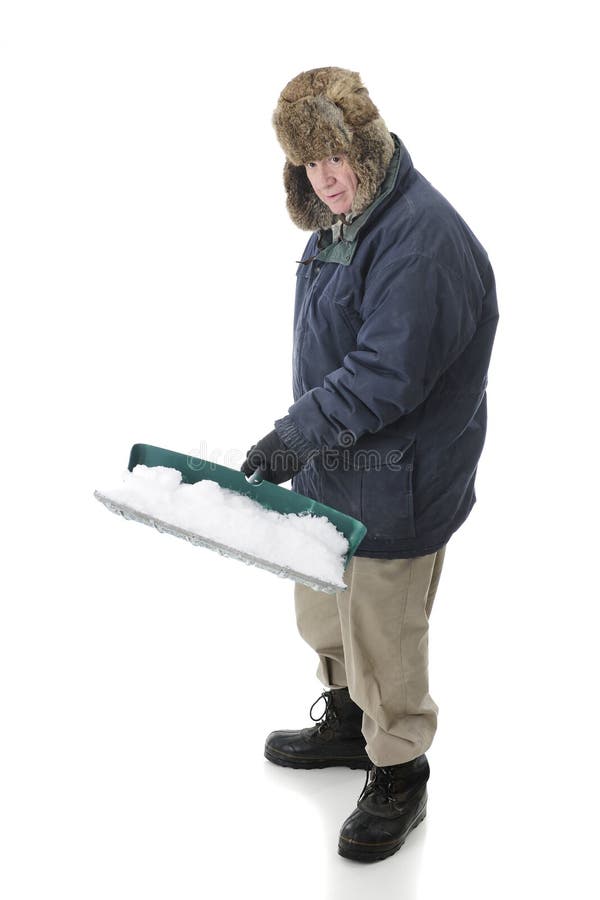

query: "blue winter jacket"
(275, 133), (499, 558)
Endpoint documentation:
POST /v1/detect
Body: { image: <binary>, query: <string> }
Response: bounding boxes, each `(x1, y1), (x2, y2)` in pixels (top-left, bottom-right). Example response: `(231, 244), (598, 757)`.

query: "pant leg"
(294, 581), (347, 689)
(337, 544), (447, 766)
(426, 544), (446, 618)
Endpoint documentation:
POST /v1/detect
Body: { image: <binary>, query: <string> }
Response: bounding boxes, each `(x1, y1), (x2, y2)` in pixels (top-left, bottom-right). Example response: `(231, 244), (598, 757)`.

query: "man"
(241, 66), (499, 863)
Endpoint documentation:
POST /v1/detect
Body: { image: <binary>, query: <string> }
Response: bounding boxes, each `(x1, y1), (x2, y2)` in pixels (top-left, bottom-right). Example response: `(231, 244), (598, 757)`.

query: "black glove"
(240, 429), (303, 485)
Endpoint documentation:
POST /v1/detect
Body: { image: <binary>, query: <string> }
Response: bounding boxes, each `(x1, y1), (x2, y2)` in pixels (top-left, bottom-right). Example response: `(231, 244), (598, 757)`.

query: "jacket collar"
(314, 133), (412, 266)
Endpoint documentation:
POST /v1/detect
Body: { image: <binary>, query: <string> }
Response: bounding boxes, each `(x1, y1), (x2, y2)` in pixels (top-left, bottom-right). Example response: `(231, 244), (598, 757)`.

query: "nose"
(316, 165), (336, 191)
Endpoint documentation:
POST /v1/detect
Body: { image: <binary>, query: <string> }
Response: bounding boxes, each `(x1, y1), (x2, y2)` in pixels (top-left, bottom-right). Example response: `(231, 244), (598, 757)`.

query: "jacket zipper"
(296, 263), (324, 394)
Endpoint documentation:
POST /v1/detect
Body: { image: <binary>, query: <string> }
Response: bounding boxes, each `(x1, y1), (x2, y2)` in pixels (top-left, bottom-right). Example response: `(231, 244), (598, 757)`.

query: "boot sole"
(264, 745), (372, 771)
(337, 808), (427, 862)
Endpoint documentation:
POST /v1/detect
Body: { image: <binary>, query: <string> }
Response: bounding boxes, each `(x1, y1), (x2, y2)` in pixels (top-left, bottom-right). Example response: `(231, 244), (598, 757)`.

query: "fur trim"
(273, 67), (395, 231)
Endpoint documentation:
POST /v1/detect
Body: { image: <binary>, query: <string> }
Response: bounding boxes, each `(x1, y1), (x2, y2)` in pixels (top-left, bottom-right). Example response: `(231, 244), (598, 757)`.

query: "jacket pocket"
(357, 444), (416, 540)
(314, 457), (361, 524)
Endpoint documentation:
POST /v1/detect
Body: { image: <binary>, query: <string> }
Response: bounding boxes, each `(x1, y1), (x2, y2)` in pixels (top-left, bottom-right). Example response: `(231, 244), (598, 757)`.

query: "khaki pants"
(294, 545), (447, 766)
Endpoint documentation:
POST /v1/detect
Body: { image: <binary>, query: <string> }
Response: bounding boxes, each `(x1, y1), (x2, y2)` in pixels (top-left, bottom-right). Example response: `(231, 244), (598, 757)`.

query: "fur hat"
(272, 67), (395, 231)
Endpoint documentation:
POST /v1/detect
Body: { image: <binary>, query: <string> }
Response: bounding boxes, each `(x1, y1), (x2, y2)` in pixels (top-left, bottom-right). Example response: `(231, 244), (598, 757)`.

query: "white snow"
(99, 465), (349, 589)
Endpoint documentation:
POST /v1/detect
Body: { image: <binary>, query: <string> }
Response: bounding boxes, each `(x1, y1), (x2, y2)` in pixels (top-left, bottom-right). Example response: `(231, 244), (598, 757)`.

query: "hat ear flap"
(346, 120), (395, 217)
(283, 161), (336, 232)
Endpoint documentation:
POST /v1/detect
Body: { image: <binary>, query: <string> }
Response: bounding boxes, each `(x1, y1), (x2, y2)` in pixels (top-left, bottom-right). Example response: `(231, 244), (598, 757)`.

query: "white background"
(1, 1), (598, 897)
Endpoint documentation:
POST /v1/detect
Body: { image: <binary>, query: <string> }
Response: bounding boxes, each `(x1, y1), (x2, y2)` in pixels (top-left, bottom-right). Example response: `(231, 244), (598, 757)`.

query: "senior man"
(241, 66), (499, 863)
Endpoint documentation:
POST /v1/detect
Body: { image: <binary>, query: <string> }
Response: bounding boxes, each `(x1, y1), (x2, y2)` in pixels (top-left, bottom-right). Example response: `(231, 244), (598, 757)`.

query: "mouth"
(326, 191), (343, 200)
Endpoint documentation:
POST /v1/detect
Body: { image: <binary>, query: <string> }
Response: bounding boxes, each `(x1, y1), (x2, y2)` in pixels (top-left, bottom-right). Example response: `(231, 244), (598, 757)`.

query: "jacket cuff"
(274, 414), (320, 466)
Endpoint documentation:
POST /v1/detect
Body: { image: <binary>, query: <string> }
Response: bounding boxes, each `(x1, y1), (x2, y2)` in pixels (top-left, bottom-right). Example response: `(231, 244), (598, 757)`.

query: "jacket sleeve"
(274, 252), (481, 463)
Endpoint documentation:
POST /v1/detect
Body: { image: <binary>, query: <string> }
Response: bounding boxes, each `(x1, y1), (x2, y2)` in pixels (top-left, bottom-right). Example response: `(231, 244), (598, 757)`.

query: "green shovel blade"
(125, 443), (367, 565)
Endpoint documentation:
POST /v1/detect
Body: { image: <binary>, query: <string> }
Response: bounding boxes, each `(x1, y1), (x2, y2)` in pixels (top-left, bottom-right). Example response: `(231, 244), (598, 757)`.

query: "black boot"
(264, 687), (371, 770)
(338, 754), (430, 862)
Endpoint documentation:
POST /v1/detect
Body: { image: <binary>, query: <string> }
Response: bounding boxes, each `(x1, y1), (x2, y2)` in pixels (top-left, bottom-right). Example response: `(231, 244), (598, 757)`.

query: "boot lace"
(309, 690), (339, 735)
(359, 765), (396, 804)
(359, 763), (425, 806)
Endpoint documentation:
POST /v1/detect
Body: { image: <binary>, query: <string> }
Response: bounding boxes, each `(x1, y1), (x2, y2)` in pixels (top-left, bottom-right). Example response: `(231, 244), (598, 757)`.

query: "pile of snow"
(98, 465), (349, 589)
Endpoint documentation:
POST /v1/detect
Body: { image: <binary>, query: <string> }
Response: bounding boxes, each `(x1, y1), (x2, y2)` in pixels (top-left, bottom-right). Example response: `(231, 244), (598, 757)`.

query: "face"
(304, 153), (359, 215)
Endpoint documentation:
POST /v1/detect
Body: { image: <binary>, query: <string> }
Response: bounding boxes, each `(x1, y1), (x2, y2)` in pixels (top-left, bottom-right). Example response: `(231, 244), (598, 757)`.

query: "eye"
(331, 156), (342, 164)
(306, 161), (316, 168)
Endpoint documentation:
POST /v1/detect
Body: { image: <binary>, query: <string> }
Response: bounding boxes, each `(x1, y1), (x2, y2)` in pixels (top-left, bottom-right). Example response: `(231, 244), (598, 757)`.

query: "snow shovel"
(94, 443), (367, 593)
